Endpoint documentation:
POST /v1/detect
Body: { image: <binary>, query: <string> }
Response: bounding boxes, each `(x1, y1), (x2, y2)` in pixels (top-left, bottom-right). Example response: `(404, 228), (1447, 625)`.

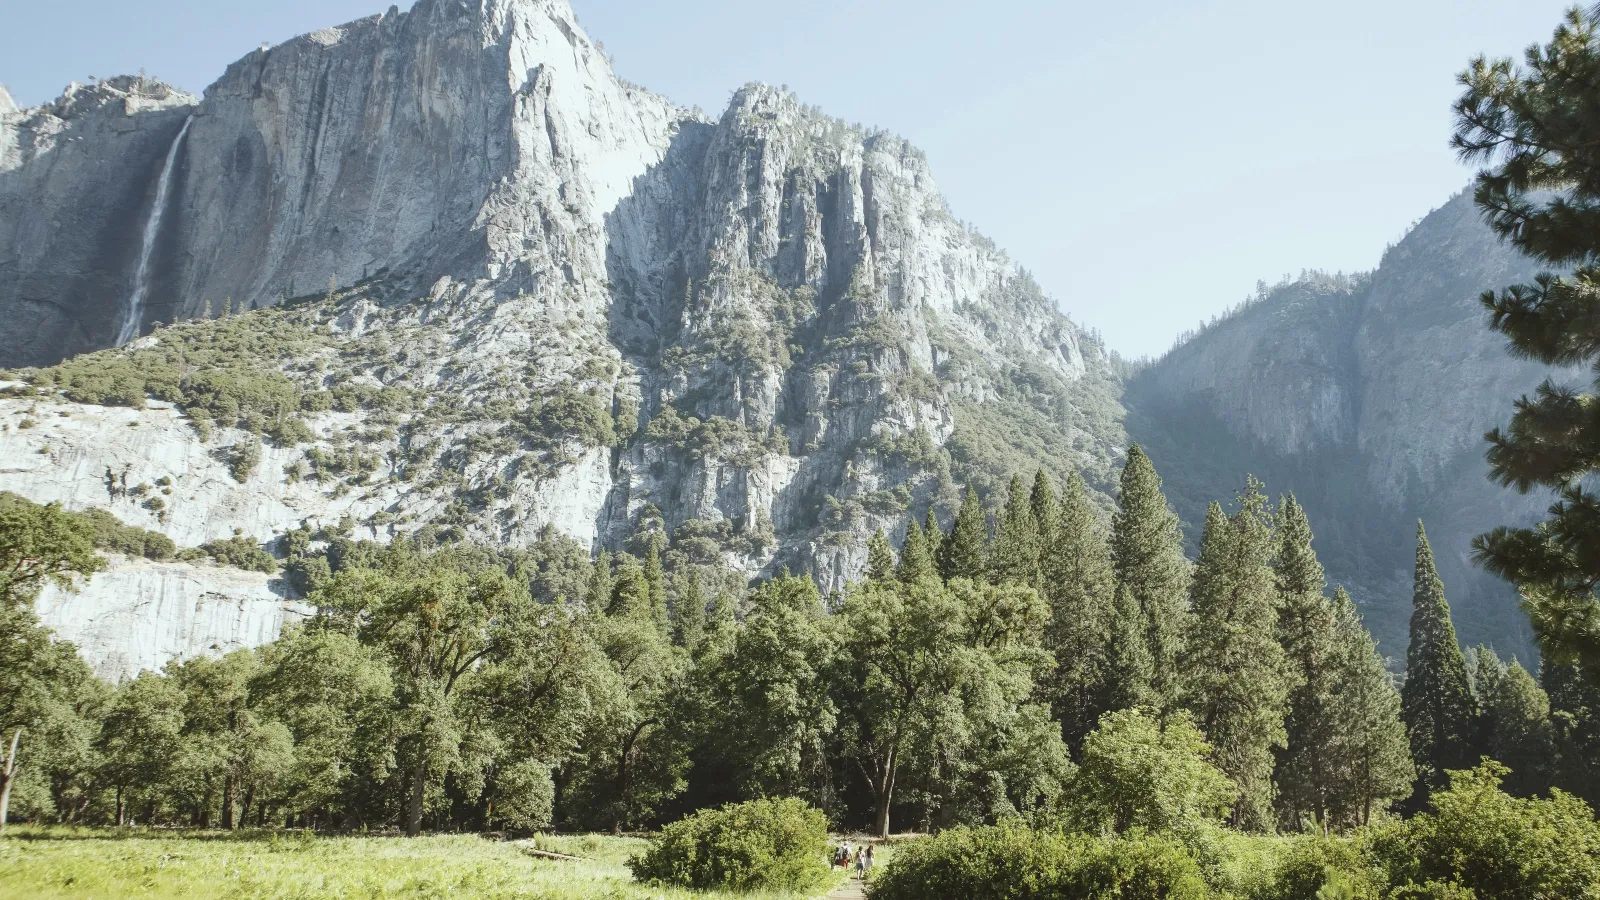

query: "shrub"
(200, 536), (278, 573)
(227, 440), (261, 483)
(870, 825), (1212, 900)
(627, 797), (828, 892)
(70, 506), (175, 561)
(1065, 708), (1237, 835)
(1368, 761), (1600, 900)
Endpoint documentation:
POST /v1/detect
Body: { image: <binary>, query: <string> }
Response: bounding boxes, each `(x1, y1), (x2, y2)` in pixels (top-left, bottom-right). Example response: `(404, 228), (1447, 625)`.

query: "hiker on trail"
(854, 847), (866, 879)
(863, 845), (875, 877)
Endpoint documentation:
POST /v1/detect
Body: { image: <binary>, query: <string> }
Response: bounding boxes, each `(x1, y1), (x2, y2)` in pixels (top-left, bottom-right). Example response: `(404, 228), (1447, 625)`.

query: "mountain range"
(0, 0), (1558, 676)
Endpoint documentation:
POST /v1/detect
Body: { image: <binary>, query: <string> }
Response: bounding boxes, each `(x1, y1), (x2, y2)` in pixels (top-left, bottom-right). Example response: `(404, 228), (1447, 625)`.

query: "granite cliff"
(0, 0), (1124, 673)
(1126, 190), (1561, 659)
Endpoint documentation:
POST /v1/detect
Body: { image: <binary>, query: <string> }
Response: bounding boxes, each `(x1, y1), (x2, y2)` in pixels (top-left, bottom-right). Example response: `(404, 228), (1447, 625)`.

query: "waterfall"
(116, 115), (194, 347)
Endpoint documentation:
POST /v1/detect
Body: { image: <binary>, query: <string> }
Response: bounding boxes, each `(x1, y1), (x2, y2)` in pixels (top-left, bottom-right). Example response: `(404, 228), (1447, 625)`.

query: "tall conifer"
(1030, 470), (1060, 561)
(1104, 582), (1155, 712)
(673, 568), (706, 649)
(898, 519), (937, 585)
(940, 486), (988, 583)
(611, 553), (650, 619)
(991, 474), (1040, 587)
(1110, 445), (1191, 714)
(644, 545), (669, 634)
(1042, 470), (1119, 751)
(1181, 482), (1288, 830)
(1327, 588), (1414, 827)
(1272, 494), (1342, 832)
(866, 530), (896, 584)
(1400, 522), (1477, 802)
(585, 550), (613, 614)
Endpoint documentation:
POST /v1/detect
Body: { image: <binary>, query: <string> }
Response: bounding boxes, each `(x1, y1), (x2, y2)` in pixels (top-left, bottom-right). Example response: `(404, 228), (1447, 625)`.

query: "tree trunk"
(406, 756), (427, 836)
(222, 774), (235, 830)
(873, 760), (896, 839)
(0, 728), (21, 834)
(115, 786), (124, 827)
(240, 784), (254, 830)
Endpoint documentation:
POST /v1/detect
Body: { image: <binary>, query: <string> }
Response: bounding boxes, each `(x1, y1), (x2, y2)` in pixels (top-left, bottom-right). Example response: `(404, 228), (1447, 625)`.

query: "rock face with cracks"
(0, 0), (1123, 674)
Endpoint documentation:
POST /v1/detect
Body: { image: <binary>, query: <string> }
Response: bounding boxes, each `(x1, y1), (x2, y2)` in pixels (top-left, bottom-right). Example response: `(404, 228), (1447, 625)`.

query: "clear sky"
(0, 0), (1574, 357)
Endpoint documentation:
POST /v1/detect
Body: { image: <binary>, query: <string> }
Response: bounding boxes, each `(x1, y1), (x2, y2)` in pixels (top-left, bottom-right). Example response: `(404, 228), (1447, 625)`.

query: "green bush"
(199, 536), (278, 573)
(872, 825), (1212, 900)
(1368, 761), (1600, 900)
(627, 797), (828, 892)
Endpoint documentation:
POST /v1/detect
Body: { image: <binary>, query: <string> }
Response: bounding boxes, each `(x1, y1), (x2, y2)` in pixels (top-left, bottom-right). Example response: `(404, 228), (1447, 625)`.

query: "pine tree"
(990, 474), (1040, 588)
(1181, 482), (1288, 830)
(1272, 494), (1343, 832)
(644, 545), (669, 634)
(1483, 658), (1556, 797)
(672, 568), (706, 649)
(1326, 588), (1414, 827)
(1030, 470), (1059, 553)
(1104, 582), (1155, 712)
(610, 553), (650, 619)
(866, 530), (896, 584)
(585, 550), (613, 614)
(897, 519), (938, 585)
(1401, 522), (1477, 802)
(1455, 11), (1600, 669)
(1545, 662), (1600, 805)
(1041, 470), (1118, 752)
(939, 486), (988, 583)
(1110, 445), (1191, 715)
(924, 508), (945, 549)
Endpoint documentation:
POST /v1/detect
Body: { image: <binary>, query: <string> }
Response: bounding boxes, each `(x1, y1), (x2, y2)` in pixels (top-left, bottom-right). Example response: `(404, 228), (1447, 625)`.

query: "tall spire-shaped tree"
(644, 545), (670, 634)
(1110, 445), (1191, 714)
(1181, 482), (1288, 831)
(991, 474), (1040, 587)
(1042, 470), (1118, 751)
(866, 530), (896, 584)
(1273, 494), (1342, 831)
(898, 518), (938, 585)
(672, 567), (706, 650)
(585, 550), (613, 614)
(1401, 522), (1477, 802)
(1327, 588), (1414, 828)
(1030, 470), (1060, 568)
(940, 486), (988, 584)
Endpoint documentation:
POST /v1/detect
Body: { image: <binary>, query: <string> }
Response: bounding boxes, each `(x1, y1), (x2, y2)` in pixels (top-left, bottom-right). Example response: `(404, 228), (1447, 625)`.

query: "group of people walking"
(832, 841), (874, 879)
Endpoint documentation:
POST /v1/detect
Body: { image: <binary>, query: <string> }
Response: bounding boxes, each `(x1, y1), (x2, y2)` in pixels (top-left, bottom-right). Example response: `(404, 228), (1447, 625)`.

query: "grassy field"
(0, 827), (856, 900)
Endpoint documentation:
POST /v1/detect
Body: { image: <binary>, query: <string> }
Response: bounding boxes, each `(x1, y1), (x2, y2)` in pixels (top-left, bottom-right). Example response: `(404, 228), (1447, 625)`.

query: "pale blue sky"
(0, 0), (1573, 357)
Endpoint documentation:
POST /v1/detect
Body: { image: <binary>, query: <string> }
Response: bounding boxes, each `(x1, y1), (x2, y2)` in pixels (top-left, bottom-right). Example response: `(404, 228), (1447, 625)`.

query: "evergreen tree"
(610, 553), (650, 619)
(1181, 482), (1289, 830)
(1030, 470), (1060, 553)
(672, 568), (707, 650)
(1110, 445), (1192, 715)
(1041, 470), (1119, 752)
(866, 530), (896, 584)
(924, 508), (945, 550)
(1104, 582), (1155, 712)
(1401, 522), (1478, 803)
(939, 486), (989, 583)
(585, 550), (613, 614)
(1545, 662), (1600, 805)
(1483, 659), (1556, 797)
(1455, 10), (1600, 669)
(897, 519), (938, 586)
(990, 474), (1040, 588)
(1326, 588), (1415, 828)
(644, 545), (669, 635)
(1272, 494), (1343, 832)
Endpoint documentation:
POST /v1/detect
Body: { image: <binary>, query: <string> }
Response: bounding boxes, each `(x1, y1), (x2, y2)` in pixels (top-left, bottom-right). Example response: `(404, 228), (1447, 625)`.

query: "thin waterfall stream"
(116, 115), (194, 346)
